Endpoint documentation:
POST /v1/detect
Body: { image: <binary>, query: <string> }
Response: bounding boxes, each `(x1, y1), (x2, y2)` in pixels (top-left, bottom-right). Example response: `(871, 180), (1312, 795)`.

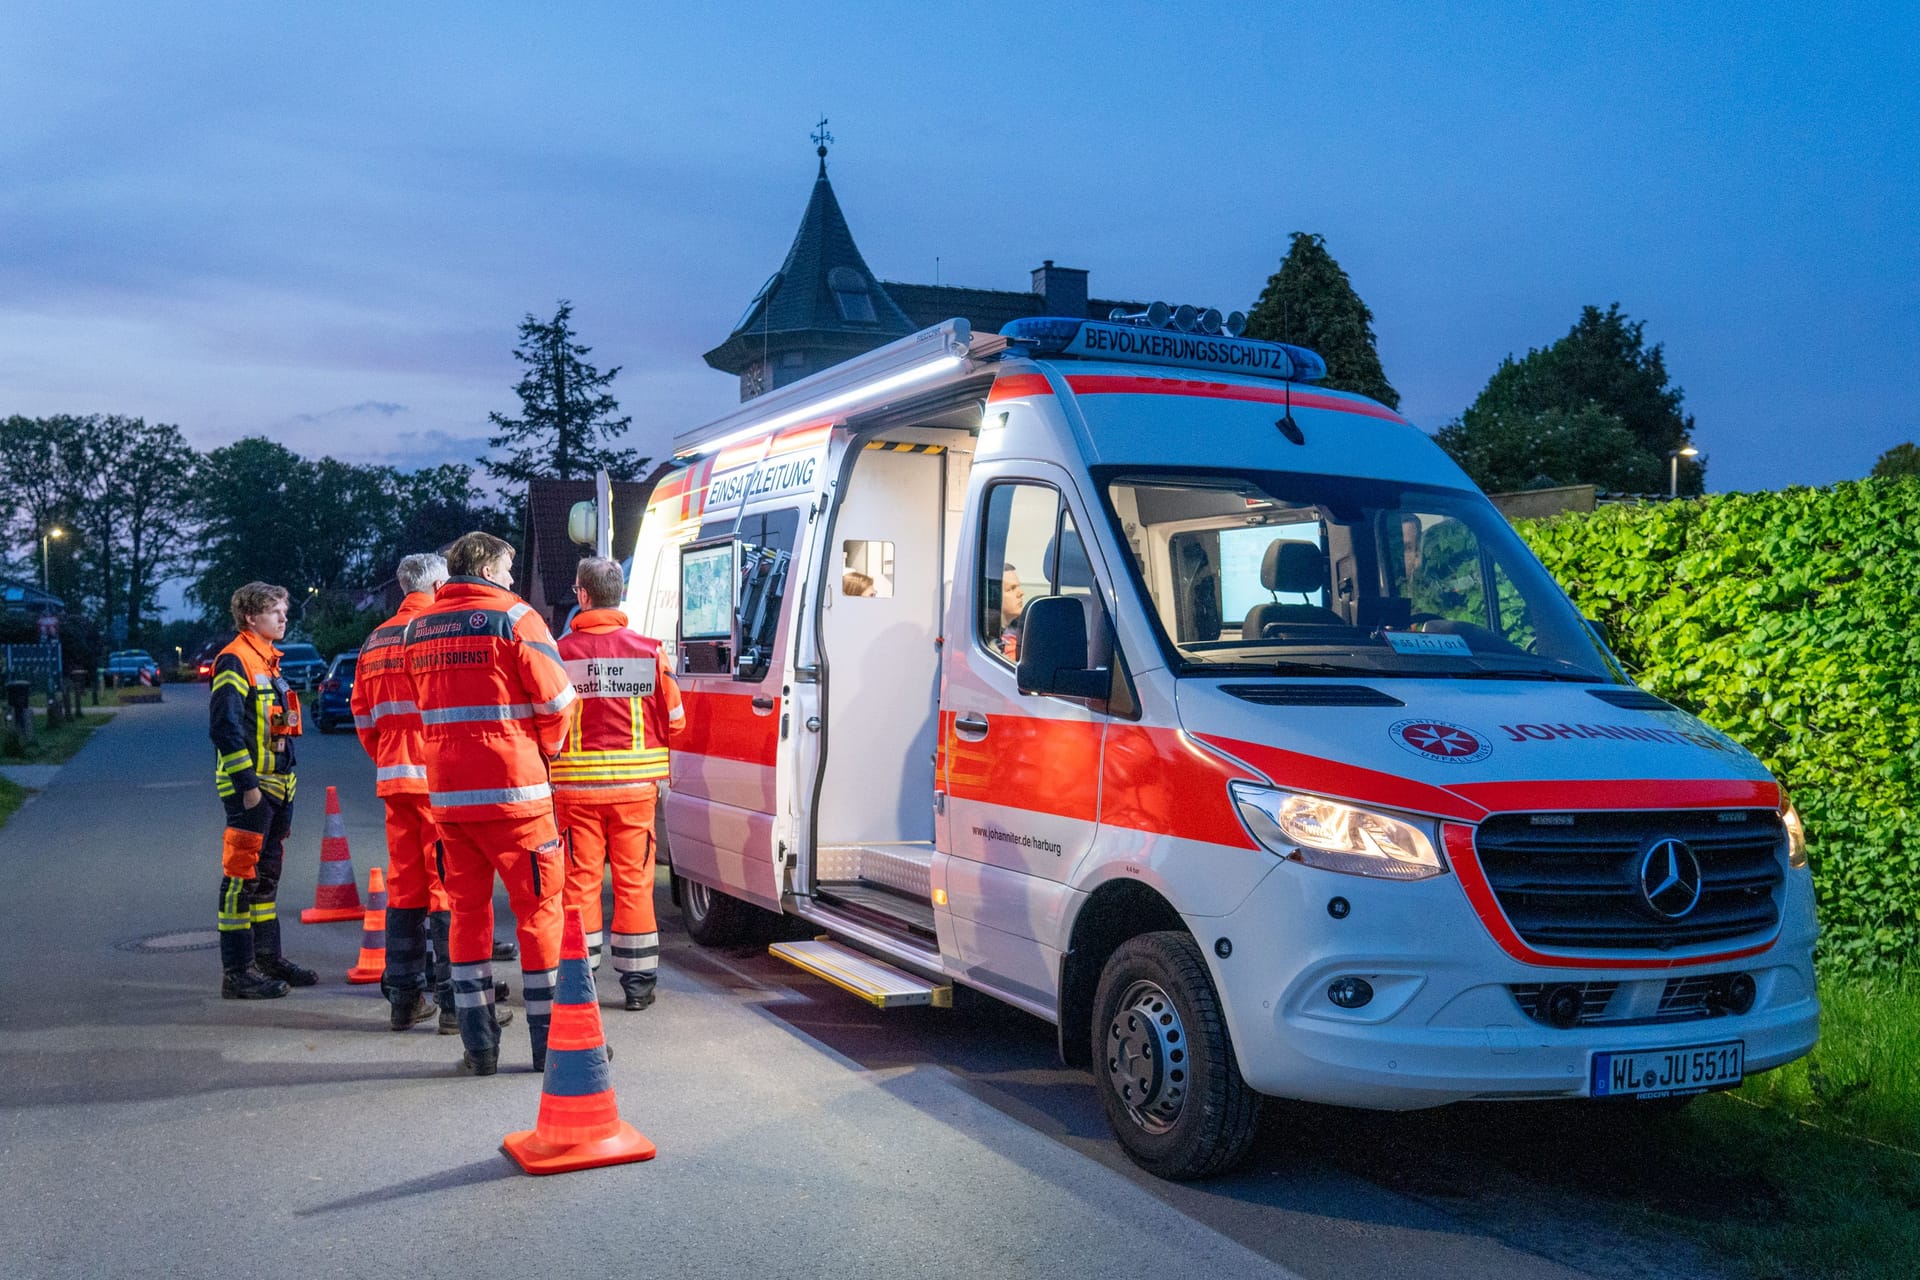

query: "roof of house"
(704, 162), (917, 375)
(0, 580), (64, 613)
(882, 282), (1148, 334)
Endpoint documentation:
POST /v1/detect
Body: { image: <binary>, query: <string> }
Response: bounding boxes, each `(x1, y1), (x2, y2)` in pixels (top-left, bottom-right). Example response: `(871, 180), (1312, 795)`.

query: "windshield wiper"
(1448, 667), (1605, 684)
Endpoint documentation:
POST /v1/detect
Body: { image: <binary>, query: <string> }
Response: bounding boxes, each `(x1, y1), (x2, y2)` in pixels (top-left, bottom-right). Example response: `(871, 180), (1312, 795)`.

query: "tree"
(1244, 233), (1399, 408)
(1433, 404), (1663, 495)
(1438, 304), (1702, 494)
(483, 301), (644, 485)
(1870, 442), (1920, 479)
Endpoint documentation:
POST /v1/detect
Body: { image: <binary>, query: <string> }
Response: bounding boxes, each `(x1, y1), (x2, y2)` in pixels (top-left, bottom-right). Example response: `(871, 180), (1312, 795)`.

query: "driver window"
(978, 483), (1105, 667)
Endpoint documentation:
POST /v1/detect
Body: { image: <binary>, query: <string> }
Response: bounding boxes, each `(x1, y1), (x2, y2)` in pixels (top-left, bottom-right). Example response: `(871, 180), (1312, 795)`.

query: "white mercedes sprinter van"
(622, 314), (1818, 1179)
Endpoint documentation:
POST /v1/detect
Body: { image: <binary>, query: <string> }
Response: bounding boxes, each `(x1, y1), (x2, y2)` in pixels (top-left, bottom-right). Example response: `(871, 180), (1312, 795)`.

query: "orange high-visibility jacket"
(352, 591), (433, 797)
(402, 578), (577, 824)
(209, 630), (301, 802)
(552, 608), (686, 806)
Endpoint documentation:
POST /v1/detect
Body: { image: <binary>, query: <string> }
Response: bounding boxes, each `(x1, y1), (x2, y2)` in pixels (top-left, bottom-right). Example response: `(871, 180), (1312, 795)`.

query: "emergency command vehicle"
(619, 310), (1819, 1179)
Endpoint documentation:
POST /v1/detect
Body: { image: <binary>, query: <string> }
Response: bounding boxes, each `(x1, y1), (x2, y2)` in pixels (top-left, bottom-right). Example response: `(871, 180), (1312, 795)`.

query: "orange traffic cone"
(299, 786), (364, 923)
(502, 909), (655, 1175)
(346, 867), (388, 984)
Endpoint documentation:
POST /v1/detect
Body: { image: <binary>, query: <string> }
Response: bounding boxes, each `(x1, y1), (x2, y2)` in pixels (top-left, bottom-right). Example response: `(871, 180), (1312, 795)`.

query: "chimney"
(1031, 260), (1089, 319)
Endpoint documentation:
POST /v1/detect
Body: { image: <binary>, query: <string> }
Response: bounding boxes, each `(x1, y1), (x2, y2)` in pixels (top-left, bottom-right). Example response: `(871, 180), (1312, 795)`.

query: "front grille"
(1223, 683), (1404, 707)
(1510, 981), (1619, 1024)
(1475, 810), (1785, 951)
(1508, 974), (1749, 1026)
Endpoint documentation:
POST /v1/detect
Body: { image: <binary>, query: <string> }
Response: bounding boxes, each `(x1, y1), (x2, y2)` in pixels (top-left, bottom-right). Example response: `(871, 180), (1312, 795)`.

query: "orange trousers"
(381, 793), (449, 913)
(557, 795), (658, 982)
(437, 813), (564, 972)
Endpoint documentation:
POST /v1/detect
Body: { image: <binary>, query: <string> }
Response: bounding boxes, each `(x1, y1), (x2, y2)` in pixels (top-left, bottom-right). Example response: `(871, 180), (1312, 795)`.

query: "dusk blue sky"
(3, 2), (1915, 497)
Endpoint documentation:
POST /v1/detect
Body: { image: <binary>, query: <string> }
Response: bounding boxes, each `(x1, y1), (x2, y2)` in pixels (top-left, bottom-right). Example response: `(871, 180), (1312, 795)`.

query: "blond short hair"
(230, 582), (289, 630)
(574, 556), (624, 608)
(446, 531), (514, 579)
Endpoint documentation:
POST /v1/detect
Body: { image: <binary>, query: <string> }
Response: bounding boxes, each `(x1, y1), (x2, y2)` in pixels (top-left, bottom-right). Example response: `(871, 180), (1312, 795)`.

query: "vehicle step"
(769, 939), (951, 1009)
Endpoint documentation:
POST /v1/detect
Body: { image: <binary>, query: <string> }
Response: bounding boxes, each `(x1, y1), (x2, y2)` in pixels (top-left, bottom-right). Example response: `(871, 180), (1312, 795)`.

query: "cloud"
(290, 400), (409, 424)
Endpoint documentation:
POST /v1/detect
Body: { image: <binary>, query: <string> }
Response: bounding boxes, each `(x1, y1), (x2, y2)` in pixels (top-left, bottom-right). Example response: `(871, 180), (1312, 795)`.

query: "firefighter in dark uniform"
(210, 581), (319, 998)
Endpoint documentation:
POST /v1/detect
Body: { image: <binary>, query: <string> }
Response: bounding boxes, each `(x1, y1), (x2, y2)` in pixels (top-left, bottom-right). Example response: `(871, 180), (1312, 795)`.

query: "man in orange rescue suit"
(404, 531), (575, 1076)
(209, 582), (318, 999)
(554, 556), (686, 1010)
(353, 551), (514, 1036)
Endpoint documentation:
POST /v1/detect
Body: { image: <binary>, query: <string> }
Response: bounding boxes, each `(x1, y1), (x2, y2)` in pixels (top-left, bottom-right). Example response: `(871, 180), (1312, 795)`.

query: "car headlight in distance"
(1229, 783), (1444, 881)
(1780, 799), (1808, 869)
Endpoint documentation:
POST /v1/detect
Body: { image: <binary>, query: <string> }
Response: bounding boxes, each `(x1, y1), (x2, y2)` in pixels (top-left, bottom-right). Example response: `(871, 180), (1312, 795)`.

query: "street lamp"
(40, 526), (64, 591)
(1667, 446), (1699, 499)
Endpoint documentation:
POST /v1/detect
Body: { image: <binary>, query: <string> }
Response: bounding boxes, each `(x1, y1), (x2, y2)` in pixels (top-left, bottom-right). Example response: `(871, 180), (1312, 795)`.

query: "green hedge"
(1515, 479), (1920, 974)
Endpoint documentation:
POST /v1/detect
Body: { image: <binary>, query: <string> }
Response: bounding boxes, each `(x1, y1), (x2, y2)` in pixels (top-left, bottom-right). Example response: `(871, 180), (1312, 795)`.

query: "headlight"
(1229, 783), (1444, 881)
(1780, 799), (1808, 869)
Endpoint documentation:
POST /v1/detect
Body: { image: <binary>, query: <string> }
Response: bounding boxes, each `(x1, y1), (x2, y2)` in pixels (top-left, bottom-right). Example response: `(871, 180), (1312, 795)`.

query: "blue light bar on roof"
(1000, 316), (1327, 383)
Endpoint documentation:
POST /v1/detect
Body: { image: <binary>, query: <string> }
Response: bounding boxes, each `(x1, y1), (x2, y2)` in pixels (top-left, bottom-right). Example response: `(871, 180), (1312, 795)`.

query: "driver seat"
(1242, 539), (1343, 639)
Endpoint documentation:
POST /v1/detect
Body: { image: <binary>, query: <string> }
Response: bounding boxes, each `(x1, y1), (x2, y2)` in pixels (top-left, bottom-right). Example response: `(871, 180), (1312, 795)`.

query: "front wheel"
(680, 877), (755, 946)
(1091, 931), (1262, 1180)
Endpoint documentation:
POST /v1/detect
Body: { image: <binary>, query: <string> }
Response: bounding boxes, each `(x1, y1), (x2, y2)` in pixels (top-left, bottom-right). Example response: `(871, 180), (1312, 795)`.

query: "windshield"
(1097, 467), (1622, 682)
(280, 645), (320, 661)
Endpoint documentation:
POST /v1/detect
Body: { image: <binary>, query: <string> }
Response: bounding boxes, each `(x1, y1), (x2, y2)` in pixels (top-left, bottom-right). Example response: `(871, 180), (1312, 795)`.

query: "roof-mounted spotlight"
(1198, 307), (1224, 335)
(1224, 311), (1248, 337)
(1172, 304), (1199, 333)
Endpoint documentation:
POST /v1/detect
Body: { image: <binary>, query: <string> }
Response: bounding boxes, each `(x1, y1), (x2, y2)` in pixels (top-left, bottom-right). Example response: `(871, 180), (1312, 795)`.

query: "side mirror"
(1585, 615), (1611, 648)
(1016, 595), (1109, 701)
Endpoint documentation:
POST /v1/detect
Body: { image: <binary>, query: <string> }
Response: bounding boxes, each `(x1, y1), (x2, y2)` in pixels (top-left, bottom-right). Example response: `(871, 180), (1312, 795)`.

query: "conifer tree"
(483, 301), (643, 484)
(1244, 233), (1399, 408)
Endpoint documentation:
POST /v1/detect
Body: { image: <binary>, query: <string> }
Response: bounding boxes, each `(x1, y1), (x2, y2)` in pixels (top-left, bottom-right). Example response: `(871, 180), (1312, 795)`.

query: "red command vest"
(552, 608), (683, 805)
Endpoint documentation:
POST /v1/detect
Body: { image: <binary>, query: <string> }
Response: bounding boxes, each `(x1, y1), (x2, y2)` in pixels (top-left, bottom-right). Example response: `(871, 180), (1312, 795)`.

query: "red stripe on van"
(1103, 726), (1259, 849)
(945, 711), (1101, 823)
(988, 374), (1054, 403)
(1445, 825), (1779, 970)
(1449, 778), (1781, 813)
(678, 690), (779, 768)
(1065, 375), (1409, 424)
(1197, 735), (1488, 823)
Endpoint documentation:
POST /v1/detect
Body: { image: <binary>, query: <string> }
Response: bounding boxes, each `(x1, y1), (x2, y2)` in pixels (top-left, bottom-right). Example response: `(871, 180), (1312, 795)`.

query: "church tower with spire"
(703, 123), (917, 400)
(706, 123), (1145, 402)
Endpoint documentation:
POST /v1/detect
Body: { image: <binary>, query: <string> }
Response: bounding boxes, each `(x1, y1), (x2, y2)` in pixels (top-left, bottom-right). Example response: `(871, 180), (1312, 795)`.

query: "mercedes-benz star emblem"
(1639, 838), (1703, 919)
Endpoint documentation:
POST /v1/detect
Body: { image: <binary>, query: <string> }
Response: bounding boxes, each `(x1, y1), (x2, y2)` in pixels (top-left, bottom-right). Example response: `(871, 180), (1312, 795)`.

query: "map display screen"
(680, 542), (737, 640)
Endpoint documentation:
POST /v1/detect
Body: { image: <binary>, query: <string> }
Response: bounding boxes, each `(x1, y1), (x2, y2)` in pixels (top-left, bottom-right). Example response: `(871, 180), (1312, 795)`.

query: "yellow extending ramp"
(769, 939), (952, 1009)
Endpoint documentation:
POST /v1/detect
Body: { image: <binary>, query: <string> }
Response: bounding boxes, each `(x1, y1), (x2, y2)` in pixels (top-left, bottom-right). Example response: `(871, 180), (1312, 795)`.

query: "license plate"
(1590, 1041), (1743, 1098)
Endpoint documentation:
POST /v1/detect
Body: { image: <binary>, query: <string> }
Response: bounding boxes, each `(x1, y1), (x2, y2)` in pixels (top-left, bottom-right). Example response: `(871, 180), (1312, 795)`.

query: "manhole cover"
(117, 929), (221, 953)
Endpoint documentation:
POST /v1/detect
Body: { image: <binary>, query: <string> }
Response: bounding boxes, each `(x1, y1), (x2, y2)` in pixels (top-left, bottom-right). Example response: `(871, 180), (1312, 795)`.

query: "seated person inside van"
(989, 563), (1024, 660)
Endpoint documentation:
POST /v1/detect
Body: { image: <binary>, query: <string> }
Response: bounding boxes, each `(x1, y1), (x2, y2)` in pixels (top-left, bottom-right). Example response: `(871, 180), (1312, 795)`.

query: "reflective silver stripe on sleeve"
(420, 703), (534, 724)
(429, 783), (553, 807)
(526, 638), (564, 666)
(532, 685), (577, 716)
(376, 764), (428, 783)
(371, 699), (418, 721)
(507, 603), (531, 624)
(353, 715), (375, 729)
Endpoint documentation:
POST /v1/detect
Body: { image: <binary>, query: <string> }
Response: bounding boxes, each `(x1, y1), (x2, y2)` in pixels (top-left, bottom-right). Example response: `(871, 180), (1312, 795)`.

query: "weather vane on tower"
(812, 115), (834, 173)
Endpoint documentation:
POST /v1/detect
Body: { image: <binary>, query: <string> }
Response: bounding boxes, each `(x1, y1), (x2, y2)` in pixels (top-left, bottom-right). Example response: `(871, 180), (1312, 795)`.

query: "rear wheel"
(1091, 931), (1262, 1180)
(680, 877), (755, 946)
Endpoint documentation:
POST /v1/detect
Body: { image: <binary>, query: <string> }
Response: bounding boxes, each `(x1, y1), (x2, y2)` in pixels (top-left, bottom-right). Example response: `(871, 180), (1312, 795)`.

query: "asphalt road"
(0, 692), (1729, 1280)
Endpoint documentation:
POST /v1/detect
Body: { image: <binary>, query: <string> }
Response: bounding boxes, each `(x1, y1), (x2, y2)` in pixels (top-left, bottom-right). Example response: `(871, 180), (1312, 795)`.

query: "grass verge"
(0, 776), (23, 827)
(1, 706), (112, 766)
(1738, 974), (1919, 1152)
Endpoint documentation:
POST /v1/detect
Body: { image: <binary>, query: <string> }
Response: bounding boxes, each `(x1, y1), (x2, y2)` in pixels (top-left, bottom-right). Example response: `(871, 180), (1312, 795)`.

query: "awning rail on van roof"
(672, 320), (1003, 460)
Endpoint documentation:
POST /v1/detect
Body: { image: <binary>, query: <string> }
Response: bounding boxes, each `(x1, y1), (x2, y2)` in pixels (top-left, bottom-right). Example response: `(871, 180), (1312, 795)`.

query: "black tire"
(1091, 931), (1262, 1180)
(680, 876), (755, 946)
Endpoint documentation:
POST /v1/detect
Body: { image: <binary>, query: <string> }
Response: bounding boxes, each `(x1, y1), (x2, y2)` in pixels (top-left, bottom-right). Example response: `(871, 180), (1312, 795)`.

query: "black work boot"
(223, 968), (291, 1000)
(456, 1048), (498, 1076)
(389, 991), (436, 1031)
(252, 918), (318, 986)
(622, 975), (657, 1011)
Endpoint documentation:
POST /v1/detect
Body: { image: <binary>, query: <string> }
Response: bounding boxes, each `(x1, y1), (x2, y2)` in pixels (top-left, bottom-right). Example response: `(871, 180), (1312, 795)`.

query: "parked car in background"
(105, 650), (162, 686)
(313, 651), (358, 733)
(276, 642), (328, 691)
(193, 639), (224, 681)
